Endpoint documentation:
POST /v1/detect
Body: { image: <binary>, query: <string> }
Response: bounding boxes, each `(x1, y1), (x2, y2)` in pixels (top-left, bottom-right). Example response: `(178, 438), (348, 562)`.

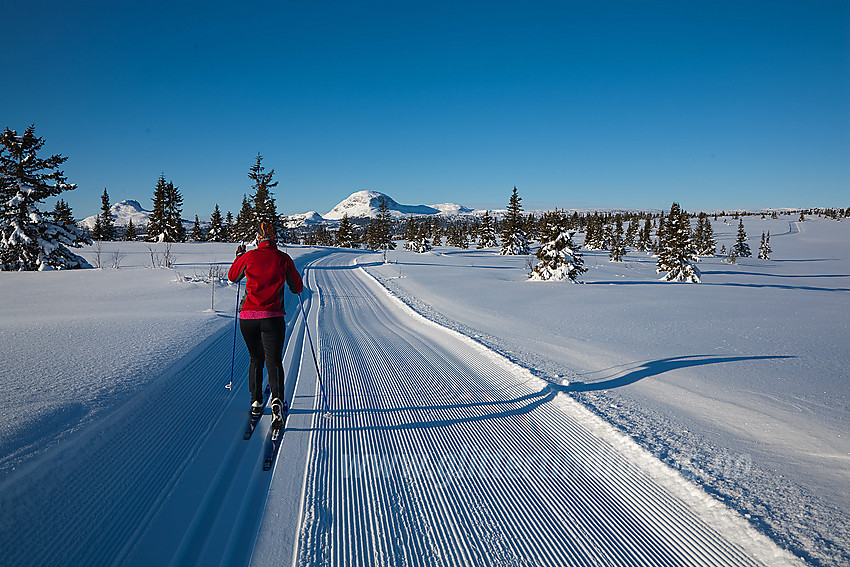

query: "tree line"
(1, 124), (844, 272)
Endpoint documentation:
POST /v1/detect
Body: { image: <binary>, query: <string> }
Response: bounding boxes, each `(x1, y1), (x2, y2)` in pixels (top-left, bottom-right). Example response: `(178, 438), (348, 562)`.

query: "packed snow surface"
(0, 215), (846, 566)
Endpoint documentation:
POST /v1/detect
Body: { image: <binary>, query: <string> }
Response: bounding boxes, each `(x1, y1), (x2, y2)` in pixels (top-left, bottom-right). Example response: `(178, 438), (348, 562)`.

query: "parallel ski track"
(0, 325), (243, 567)
(0, 252), (321, 567)
(296, 253), (788, 566)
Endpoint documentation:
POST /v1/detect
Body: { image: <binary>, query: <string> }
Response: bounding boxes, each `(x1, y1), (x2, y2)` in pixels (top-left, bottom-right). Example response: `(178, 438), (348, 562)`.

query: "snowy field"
(0, 215), (847, 566)
(366, 216), (849, 566)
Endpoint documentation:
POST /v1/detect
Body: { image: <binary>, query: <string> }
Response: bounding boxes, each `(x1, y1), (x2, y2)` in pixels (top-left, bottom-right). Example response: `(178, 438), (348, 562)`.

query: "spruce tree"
(476, 211), (498, 248)
(124, 218), (137, 241)
(224, 211), (234, 242)
(372, 198), (395, 255)
(695, 213), (716, 256)
(248, 153), (279, 238)
(233, 195), (254, 241)
(500, 186), (530, 255)
(413, 223), (432, 253)
(190, 215), (204, 241)
(0, 125), (91, 270)
(146, 175), (185, 243)
(758, 231), (772, 260)
(403, 217), (418, 250)
(334, 213), (357, 248)
(52, 198), (75, 227)
(146, 174), (168, 242)
(529, 210), (586, 282)
(431, 217), (442, 246)
(207, 204), (225, 242)
(609, 215), (626, 262)
(93, 188), (115, 241)
(733, 219), (751, 257)
(636, 218), (652, 252)
(656, 202), (700, 283)
(624, 217), (638, 247)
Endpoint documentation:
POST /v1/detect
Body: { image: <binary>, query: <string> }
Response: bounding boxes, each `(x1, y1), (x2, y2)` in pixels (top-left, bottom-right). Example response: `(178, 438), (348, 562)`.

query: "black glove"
(236, 244), (246, 257)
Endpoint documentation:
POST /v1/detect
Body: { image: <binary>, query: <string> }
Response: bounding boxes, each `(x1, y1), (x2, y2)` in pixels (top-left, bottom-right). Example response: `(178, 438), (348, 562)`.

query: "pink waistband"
(239, 310), (285, 319)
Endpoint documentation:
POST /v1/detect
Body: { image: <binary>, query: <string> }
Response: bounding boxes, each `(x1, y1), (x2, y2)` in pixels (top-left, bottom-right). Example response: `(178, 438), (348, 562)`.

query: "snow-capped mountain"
(79, 199), (151, 230)
(323, 190), (471, 220)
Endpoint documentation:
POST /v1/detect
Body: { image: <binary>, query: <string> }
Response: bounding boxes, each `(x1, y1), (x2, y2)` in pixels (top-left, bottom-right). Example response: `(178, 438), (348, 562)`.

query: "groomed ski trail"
(0, 252), (324, 567)
(287, 252), (801, 566)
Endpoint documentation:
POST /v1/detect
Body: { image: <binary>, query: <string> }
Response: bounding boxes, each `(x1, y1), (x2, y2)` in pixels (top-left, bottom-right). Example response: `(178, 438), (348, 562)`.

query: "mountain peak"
(323, 190), (469, 220)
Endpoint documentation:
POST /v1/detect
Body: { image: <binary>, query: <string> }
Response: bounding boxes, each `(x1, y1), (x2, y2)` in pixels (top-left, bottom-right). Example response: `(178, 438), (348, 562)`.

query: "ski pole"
(298, 292), (330, 413)
(226, 281), (241, 390)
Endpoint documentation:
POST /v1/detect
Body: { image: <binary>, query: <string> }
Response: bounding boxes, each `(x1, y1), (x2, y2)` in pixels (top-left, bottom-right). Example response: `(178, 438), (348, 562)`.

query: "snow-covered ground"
(0, 215), (846, 566)
(365, 216), (850, 566)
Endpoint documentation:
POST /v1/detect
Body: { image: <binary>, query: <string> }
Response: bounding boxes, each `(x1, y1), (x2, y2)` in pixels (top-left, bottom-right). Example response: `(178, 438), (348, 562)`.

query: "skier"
(228, 222), (303, 429)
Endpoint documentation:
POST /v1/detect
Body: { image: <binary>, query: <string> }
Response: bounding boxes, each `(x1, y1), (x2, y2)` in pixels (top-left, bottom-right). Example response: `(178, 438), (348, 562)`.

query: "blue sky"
(4, 0), (848, 219)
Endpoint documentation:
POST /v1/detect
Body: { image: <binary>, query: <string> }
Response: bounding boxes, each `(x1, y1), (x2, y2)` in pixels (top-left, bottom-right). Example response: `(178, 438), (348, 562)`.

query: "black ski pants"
(239, 317), (286, 404)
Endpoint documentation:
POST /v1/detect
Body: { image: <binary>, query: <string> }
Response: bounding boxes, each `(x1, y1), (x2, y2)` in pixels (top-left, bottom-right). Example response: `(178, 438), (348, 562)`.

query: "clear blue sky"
(4, 0), (848, 219)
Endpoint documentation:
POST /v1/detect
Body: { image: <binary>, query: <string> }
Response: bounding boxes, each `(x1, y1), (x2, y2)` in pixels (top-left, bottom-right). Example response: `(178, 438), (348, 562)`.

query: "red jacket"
(228, 241), (303, 315)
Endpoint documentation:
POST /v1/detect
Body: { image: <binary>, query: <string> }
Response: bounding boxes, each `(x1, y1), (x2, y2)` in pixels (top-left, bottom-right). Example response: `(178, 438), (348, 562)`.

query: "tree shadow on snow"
(561, 354), (795, 393)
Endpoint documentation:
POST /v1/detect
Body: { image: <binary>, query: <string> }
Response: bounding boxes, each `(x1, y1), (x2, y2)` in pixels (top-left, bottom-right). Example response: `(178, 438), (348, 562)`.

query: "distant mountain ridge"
(81, 192), (476, 229)
(323, 190), (473, 220)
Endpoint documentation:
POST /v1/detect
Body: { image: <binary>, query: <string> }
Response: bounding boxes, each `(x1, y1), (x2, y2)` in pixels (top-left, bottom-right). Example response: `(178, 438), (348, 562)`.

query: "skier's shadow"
(559, 354), (795, 392)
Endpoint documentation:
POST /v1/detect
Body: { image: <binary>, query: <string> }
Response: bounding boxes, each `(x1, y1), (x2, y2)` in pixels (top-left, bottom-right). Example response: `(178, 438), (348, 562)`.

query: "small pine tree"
(733, 219), (751, 257)
(624, 217), (638, 247)
(636, 218), (652, 252)
(207, 204), (225, 242)
(52, 198), (75, 227)
(146, 174), (184, 242)
(412, 224), (432, 253)
(609, 215), (626, 262)
(233, 195), (254, 242)
(695, 213), (716, 256)
(476, 211), (498, 248)
(248, 153), (279, 238)
(93, 188), (116, 241)
(500, 187), (530, 255)
(124, 218), (137, 241)
(334, 213), (358, 248)
(656, 202), (700, 283)
(224, 211), (234, 242)
(403, 218), (418, 250)
(529, 210), (586, 282)
(0, 125), (91, 270)
(758, 231), (772, 260)
(431, 217), (442, 247)
(190, 215), (204, 241)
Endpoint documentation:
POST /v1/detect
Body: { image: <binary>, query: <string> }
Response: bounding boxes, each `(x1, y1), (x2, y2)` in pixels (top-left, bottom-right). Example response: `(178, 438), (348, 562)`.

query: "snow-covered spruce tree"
(733, 218), (751, 257)
(529, 210), (586, 282)
(412, 224), (432, 253)
(636, 218), (652, 252)
(223, 211), (233, 242)
(758, 231), (772, 260)
(624, 216), (638, 247)
(0, 125), (91, 270)
(207, 204), (225, 242)
(476, 211), (498, 248)
(694, 212), (716, 256)
(248, 153), (279, 238)
(146, 174), (185, 242)
(334, 213), (358, 248)
(431, 217), (442, 247)
(656, 202), (700, 283)
(403, 217), (418, 250)
(92, 188), (116, 241)
(500, 186), (530, 255)
(233, 195), (253, 241)
(190, 215), (204, 241)
(373, 198), (396, 255)
(124, 219), (137, 241)
(609, 215), (626, 262)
